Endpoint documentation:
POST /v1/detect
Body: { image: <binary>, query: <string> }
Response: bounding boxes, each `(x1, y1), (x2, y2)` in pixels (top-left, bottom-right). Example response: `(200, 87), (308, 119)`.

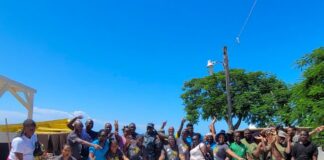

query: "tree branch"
(233, 116), (243, 130)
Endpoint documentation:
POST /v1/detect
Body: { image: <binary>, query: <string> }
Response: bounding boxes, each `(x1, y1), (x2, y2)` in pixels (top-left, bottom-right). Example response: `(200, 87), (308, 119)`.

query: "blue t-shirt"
(89, 139), (109, 160)
(210, 142), (217, 151)
(186, 134), (203, 147)
(186, 137), (192, 147)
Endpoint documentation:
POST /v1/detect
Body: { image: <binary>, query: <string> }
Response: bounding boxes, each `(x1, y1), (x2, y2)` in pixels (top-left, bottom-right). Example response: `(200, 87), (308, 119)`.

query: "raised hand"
(181, 118), (186, 124)
(316, 125), (324, 132)
(162, 121), (167, 128)
(114, 120), (119, 131)
(212, 116), (217, 124)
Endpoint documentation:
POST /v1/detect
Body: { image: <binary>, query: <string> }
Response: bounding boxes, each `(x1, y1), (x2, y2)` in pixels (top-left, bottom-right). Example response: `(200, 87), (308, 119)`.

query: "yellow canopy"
(0, 119), (71, 134)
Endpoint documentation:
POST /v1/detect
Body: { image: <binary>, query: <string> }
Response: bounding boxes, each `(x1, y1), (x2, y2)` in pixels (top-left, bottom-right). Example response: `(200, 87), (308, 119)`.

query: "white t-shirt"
(8, 134), (37, 160)
(318, 147), (324, 160)
(190, 143), (206, 160)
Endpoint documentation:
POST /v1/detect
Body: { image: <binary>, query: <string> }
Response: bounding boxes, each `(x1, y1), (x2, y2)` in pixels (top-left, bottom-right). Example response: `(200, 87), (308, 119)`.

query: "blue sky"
(0, 0), (323, 133)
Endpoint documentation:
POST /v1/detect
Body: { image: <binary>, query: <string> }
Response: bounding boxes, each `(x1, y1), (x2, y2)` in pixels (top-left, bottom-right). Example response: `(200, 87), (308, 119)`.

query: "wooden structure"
(0, 75), (36, 119)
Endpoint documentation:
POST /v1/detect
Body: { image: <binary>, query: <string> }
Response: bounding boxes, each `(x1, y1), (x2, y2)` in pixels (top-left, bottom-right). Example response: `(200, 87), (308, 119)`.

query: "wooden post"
(223, 46), (233, 130)
(5, 118), (11, 150)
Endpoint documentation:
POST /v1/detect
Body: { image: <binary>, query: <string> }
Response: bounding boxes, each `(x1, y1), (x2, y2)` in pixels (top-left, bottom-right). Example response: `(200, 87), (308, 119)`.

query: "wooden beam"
(0, 75), (36, 94)
(0, 82), (8, 97)
(0, 75), (36, 119)
(8, 88), (30, 111)
(27, 93), (34, 119)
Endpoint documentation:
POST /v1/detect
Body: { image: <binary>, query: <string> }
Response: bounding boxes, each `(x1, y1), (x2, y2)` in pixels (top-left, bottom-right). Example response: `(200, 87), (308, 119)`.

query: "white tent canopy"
(0, 75), (36, 119)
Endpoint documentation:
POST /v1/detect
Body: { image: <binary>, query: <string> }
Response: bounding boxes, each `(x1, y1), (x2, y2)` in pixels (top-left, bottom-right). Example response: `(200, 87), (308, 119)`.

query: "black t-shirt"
(132, 132), (139, 140)
(291, 141), (318, 160)
(87, 129), (98, 140)
(143, 132), (162, 160)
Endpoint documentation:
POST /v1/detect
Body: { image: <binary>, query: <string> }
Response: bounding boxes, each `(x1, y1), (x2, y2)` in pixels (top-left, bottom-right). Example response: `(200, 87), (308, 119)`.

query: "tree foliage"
(290, 47), (324, 127)
(181, 69), (290, 129)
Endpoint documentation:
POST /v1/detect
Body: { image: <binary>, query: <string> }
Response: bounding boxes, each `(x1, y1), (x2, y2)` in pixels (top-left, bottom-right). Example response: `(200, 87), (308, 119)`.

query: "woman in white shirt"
(189, 133), (208, 160)
(8, 119), (38, 160)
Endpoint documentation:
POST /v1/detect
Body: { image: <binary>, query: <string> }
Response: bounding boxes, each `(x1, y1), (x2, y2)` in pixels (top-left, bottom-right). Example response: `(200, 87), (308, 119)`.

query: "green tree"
(290, 47), (324, 127)
(181, 69), (290, 130)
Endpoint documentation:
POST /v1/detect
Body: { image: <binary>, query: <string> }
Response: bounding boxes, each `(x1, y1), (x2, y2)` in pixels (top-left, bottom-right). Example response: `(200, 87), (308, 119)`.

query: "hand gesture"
(181, 118), (186, 124)
(212, 116), (217, 124)
(316, 126), (324, 132)
(254, 135), (263, 140)
(94, 144), (103, 150)
(162, 121), (167, 128)
(254, 135), (267, 143)
(114, 120), (119, 131)
(270, 136), (277, 145)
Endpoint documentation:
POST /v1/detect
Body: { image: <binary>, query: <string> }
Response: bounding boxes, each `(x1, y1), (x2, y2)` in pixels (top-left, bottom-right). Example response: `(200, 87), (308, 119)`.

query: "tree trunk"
(233, 116), (243, 130)
(225, 116), (234, 131)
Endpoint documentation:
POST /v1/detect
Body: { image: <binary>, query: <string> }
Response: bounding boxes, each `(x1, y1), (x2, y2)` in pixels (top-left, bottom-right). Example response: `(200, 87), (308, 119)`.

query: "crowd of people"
(7, 116), (324, 160)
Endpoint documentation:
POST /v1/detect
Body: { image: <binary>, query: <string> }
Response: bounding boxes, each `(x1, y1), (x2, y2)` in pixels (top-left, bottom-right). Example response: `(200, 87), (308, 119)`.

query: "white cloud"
(0, 110), (27, 124)
(0, 107), (148, 133)
(0, 107), (85, 124)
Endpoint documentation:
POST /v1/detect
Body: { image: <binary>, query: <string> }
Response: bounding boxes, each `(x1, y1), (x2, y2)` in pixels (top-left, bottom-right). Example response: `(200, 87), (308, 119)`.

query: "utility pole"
(206, 46), (233, 130)
(223, 46), (233, 130)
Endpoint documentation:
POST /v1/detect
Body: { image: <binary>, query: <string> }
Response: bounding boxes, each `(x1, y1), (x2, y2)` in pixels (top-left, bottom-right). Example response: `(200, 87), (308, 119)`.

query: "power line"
(235, 0), (259, 44)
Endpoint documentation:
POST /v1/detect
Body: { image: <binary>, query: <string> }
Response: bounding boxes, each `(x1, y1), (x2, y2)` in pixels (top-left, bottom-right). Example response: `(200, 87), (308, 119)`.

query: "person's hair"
(300, 130), (309, 135)
(108, 139), (119, 150)
(16, 119), (36, 137)
(85, 119), (93, 125)
(98, 129), (106, 136)
(276, 124), (284, 131)
(122, 125), (129, 132)
(73, 120), (83, 128)
(234, 131), (241, 135)
(193, 133), (201, 140)
(288, 125), (296, 130)
(62, 144), (71, 150)
(23, 119), (36, 127)
(216, 132), (227, 142)
(186, 123), (193, 127)
(168, 135), (178, 148)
